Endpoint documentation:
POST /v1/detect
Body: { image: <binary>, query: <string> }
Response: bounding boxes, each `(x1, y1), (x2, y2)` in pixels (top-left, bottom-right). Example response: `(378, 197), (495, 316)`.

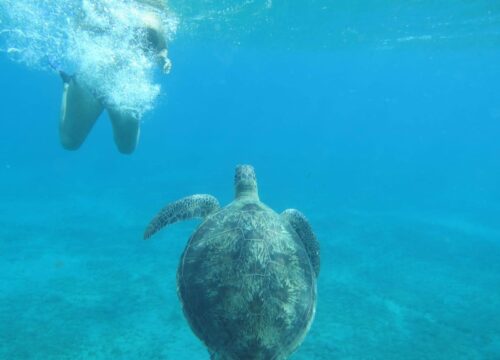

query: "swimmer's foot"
(47, 59), (73, 84)
(59, 70), (73, 84)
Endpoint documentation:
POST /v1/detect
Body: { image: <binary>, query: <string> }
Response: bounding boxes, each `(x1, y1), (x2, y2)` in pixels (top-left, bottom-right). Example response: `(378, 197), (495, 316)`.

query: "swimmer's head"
(135, 0), (166, 11)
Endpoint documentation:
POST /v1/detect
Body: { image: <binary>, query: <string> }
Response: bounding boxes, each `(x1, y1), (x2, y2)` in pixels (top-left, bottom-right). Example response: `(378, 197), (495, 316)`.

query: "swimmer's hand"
(158, 49), (172, 74)
(162, 57), (172, 74)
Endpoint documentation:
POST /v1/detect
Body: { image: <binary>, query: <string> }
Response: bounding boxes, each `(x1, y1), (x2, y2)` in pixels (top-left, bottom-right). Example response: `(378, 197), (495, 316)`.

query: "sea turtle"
(144, 165), (320, 359)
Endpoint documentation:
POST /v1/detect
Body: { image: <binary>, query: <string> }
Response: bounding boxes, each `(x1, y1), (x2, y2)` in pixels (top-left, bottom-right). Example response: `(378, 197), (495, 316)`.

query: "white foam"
(0, 0), (272, 116)
(0, 0), (178, 118)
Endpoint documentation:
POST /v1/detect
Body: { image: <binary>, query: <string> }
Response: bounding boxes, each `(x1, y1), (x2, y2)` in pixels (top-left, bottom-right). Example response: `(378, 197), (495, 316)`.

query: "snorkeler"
(58, 0), (172, 154)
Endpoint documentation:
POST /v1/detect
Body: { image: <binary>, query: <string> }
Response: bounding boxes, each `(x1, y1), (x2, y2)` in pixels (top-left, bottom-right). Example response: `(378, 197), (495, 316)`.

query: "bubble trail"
(0, 0), (178, 118)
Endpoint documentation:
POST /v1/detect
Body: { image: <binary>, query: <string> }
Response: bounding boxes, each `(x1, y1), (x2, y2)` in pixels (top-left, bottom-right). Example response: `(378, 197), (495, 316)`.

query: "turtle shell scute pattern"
(177, 201), (316, 359)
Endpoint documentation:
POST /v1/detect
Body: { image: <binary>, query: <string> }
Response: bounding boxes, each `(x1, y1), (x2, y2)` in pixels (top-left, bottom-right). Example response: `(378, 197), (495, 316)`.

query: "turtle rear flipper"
(144, 194), (220, 239)
(281, 209), (320, 277)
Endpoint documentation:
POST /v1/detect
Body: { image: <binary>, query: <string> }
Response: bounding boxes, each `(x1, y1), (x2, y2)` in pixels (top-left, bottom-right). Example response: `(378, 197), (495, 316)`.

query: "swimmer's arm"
(146, 24), (172, 74)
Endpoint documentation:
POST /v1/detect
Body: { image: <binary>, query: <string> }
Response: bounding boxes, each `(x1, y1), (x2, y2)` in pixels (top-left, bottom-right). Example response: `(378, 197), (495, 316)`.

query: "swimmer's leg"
(59, 76), (104, 150)
(107, 108), (140, 154)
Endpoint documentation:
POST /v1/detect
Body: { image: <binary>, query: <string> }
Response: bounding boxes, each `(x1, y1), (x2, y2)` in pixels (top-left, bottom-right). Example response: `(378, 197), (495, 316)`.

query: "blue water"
(1, 1), (500, 359)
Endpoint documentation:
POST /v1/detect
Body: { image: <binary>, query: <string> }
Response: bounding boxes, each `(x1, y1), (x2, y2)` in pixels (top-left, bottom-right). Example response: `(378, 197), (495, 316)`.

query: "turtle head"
(234, 164), (259, 200)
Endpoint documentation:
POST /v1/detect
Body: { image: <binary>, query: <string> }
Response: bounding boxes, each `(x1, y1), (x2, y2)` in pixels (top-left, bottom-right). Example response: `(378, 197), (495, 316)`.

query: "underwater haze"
(1, 0), (500, 359)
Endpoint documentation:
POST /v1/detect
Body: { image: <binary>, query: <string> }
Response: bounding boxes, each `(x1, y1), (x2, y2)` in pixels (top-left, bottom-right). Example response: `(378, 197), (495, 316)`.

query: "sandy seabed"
(1, 182), (499, 359)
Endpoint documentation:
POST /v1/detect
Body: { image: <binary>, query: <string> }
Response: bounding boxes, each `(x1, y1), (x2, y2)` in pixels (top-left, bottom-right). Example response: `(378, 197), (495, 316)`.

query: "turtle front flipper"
(281, 209), (320, 277)
(144, 195), (220, 239)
